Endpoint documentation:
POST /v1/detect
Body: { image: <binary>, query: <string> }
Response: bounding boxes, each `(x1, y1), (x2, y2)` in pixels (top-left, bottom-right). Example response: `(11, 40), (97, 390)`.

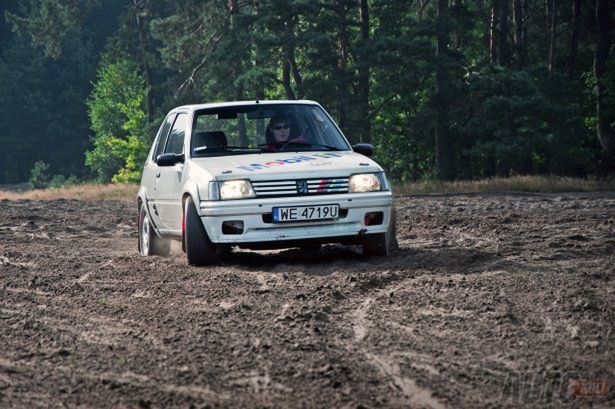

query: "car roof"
(171, 100), (321, 113)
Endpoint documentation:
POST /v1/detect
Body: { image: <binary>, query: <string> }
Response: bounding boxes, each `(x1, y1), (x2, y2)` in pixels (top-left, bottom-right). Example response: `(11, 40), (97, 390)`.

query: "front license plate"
(273, 204), (339, 223)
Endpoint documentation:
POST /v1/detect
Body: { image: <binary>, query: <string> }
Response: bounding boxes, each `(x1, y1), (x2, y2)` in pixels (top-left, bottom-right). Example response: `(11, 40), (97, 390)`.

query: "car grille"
(251, 178), (349, 197)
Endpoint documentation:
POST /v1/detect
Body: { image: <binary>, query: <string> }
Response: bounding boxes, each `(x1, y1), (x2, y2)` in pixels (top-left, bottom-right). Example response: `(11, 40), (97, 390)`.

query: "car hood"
(190, 150), (382, 180)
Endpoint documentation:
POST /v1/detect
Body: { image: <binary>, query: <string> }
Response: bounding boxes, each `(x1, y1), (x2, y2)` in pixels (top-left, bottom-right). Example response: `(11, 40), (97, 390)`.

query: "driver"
(263, 113), (306, 151)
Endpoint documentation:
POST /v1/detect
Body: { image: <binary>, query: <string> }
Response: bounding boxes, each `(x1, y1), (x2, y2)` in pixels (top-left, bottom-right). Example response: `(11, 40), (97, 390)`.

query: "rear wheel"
(138, 203), (170, 256)
(184, 196), (217, 266)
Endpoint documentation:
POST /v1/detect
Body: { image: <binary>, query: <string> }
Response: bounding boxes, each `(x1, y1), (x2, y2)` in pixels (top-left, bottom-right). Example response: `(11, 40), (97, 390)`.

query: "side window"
(153, 113), (176, 160)
(165, 113), (187, 155)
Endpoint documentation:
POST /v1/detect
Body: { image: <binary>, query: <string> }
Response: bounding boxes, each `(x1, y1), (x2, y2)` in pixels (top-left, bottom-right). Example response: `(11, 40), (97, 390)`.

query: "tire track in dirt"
(0, 356), (231, 405)
(352, 297), (373, 343)
(344, 280), (447, 409)
(365, 352), (445, 409)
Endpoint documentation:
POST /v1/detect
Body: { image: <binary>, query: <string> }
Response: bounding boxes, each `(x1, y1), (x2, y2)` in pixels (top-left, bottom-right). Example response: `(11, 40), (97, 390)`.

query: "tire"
(138, 203), (170, 256)
(362, 233), (389, 256)
(389, 205), (399, 251)
(215, 244), (232, 261)
(362, 206), (398, 257)
(300, 243), (322, 254)
(184, 196), (217, 266)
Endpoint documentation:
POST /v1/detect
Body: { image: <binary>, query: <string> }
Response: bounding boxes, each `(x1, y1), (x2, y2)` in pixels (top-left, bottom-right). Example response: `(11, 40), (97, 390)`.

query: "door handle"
(155, 171), (161, 178)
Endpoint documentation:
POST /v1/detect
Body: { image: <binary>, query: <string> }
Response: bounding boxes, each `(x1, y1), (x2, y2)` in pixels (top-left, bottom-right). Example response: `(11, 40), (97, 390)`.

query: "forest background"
(0, 0), (613, 186)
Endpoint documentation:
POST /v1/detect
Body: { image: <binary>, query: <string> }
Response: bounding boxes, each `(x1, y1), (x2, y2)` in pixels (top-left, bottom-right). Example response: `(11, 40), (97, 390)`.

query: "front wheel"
(184, 196), (217, 266)
(300, 242), (322, 254)
(138, 203), (170, 256)
(362, 207), (398, 257)
(362, 233), (390, 256)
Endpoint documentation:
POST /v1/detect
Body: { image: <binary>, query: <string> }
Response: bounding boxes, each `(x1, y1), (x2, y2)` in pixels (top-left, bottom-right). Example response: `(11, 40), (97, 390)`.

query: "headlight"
(219, 180), (255, 200)
(349, 173), (381, 192)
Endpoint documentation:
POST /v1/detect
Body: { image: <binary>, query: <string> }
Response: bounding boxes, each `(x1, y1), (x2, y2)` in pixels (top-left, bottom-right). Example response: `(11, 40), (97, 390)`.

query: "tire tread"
(185, 196), (216, 266)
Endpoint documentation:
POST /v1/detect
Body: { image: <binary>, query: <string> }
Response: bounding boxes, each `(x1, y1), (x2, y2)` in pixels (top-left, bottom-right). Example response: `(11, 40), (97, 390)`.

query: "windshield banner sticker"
(236, 153), (342, 172)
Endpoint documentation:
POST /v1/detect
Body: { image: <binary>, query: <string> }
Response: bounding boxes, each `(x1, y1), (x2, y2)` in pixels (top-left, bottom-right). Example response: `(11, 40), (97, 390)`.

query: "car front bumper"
(199, 192), (393, 244)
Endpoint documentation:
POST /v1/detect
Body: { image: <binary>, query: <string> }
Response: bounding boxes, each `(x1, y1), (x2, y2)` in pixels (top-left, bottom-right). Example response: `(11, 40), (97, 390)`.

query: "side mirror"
(156, 153), (184, 167)
(352, 143), (373, 157)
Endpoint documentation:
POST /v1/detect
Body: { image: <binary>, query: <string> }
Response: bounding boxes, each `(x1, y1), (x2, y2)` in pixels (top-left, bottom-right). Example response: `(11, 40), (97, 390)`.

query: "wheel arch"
(137, 186), (162, 237)
(137, 189), (146, 252)
(181, 181), (201, 215)
(137, 186), (149, 218)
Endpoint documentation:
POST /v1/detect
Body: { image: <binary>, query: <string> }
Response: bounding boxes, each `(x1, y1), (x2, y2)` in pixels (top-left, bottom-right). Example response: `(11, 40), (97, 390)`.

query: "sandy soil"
(0, 193), (613, 408)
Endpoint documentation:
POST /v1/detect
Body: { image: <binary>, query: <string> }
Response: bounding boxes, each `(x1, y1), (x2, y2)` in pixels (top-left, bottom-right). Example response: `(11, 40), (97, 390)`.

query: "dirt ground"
(0, 193), (613, 408)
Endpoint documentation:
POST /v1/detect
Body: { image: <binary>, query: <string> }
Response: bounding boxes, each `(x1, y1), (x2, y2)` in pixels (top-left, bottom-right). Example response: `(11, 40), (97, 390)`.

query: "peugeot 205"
(137, 100), (396, 265)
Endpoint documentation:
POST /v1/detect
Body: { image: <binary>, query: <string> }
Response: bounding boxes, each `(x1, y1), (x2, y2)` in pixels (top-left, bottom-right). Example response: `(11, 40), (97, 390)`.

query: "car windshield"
(191, 103), (351, 156)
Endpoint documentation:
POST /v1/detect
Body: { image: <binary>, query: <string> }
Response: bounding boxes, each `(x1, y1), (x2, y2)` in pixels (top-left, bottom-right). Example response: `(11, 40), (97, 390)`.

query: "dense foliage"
(0, 0), (613, 184)
(86, 59), (149, 182)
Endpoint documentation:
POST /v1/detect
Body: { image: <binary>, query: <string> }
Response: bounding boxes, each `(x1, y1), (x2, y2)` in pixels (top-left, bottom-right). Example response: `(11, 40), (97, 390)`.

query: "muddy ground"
(0, 193), (613, 408)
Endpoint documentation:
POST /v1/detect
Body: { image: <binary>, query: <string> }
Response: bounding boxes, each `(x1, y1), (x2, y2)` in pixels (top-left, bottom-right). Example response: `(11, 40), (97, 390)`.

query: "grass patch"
(0, 183), (138, 202)
(394, 175), (615, 194)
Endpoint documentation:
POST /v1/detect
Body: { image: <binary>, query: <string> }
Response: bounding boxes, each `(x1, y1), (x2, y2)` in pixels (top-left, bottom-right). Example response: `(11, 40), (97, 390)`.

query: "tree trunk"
(229, 0), (247, 145)
(497, 0), (509, 65)
(253, 0), (265, 137)
(419, 0), (428, 20)
(548, 0), (557, 73)
(252, 0), (265, 103)
(282, 59), (295, 99)
(451, 0), (463, 50)
(594, 0), (615, 156)
(283, 19), (303, 99)
(335, 0), (349, 130)
(288, 46), (303, 99)
(133, 0), (153, 123)
(358, 0), (371, 143)
(228, 0), (240, 15)
(490, 0), (500, 63)
(566, 0), (581, 75)
(477, 0), (491, 54)
(436, 0), (452, 179)
(513, 0), (525, 67)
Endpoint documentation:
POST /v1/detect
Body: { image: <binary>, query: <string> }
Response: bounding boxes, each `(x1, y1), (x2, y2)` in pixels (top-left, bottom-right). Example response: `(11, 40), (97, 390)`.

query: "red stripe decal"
(316, 179), (328, 193)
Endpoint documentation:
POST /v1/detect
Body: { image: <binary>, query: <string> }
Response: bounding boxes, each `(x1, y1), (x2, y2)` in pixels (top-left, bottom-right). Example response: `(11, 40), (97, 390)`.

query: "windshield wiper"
(194, 146), (260, 153)
(258, 142), (344, 151)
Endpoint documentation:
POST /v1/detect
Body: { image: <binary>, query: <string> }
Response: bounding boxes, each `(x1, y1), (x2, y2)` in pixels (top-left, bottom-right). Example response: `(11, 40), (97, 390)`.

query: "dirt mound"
(0, 193), (613, 407)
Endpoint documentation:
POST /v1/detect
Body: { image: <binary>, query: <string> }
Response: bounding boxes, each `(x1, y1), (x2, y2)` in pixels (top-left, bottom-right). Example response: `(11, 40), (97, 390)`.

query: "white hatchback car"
(138, 100), (396, 265)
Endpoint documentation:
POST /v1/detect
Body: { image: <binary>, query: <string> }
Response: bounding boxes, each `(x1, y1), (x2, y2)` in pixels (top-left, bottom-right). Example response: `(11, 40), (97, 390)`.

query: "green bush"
(29, 162), (79, 189)
(64, 174), (78, 186)
(49, 174), (66, 188)
(29, 161), (51, 189)
(85, 58), (149, 183)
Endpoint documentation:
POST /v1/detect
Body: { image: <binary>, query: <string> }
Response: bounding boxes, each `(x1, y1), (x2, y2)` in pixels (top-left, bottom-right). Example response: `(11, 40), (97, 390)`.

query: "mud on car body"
(137, 100), (396, 265)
